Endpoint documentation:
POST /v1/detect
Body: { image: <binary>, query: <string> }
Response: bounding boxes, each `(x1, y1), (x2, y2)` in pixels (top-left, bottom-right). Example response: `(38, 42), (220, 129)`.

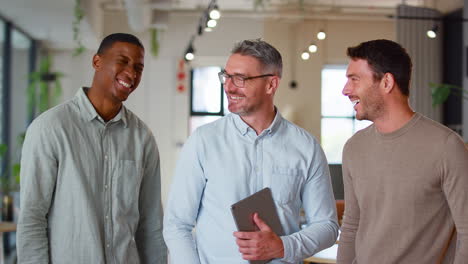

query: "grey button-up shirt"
(17, 87), (167, 264)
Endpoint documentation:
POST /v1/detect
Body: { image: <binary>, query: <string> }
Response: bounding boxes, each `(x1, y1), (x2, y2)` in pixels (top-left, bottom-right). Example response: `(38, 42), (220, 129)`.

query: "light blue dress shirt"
(17, 88), (167, 264)
(164, 112), (339, 264)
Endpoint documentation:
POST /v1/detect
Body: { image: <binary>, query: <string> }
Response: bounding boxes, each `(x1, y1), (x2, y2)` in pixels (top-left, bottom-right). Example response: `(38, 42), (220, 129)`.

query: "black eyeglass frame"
(218, 70), (275, 88)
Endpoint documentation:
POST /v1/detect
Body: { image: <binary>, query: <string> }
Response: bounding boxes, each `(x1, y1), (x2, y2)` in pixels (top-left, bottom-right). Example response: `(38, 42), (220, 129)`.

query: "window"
(0, 20), (5, 143)
(321, 65), (372, 164)
(190, 66), (229, 133)
(11, 28), (32, 160)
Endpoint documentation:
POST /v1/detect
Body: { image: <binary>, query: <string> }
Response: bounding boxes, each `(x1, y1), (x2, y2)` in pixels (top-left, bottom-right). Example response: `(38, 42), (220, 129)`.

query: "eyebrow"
(224, 70), (247, 77)
(117, 55), (144, 68)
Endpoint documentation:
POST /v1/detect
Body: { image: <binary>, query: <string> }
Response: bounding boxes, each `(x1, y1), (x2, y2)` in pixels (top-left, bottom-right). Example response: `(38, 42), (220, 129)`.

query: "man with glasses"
(164, 39), (339, 264)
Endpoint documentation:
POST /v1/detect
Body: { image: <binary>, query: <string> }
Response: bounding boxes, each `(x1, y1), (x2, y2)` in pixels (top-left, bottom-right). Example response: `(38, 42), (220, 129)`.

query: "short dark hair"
(232, 39), (283, 78)
(97, 33), (144, 55)
(347, 39), (412, 96)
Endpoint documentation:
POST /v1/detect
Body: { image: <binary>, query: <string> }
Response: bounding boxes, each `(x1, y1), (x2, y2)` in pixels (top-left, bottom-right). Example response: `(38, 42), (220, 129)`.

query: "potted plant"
(0, 142), (20, 222)
(28, 55), (64, 116)
(430, 82), (468, 149)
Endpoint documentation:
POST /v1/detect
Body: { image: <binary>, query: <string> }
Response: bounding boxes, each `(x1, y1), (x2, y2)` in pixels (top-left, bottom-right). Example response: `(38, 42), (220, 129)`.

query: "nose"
(342, 80), (351, 96)
(123, 65), (137, 80)
(223, 77), (236, 93)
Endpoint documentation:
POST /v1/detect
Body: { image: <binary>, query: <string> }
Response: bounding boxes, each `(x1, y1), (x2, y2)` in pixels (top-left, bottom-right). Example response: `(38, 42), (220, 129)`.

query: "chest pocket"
(114, 160), (143, 213)
(268, 167), (302, 205)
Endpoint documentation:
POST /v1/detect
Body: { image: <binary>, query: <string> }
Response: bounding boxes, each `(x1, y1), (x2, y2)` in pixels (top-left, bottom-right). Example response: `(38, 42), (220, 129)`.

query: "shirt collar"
(75, 87), (128, 127)
(232, 107), (283, 136)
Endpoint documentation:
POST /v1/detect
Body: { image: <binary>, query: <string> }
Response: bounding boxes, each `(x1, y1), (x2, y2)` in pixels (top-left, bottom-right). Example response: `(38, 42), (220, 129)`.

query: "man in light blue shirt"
(163, 39), (338, 264)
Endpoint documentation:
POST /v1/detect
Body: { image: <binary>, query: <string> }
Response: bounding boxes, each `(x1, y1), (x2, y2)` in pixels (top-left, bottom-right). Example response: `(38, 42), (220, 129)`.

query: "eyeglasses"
(218, 70), (275, 88)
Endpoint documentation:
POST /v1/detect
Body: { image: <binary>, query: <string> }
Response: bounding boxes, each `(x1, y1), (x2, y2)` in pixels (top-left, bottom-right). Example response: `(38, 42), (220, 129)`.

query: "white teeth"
(118, 80), (131, 88)
(352, 99), (360, 107)
(230, 96), (244, 100)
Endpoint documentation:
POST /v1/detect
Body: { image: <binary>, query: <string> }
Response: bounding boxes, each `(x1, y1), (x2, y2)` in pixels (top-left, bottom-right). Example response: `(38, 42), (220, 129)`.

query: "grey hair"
(231, 39), (283, 78)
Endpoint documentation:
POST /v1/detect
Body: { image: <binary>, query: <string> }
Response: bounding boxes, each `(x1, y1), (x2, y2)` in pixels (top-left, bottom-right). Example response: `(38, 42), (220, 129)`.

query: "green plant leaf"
(17, 133), (26, 146)
(0, 144), (7, 158)
(430, 83), (451, 106)
(39, 82), (49, 113)
(151, 28), (159, 57)
(39, 56), (51, 73)
(12, 164), (20, 181)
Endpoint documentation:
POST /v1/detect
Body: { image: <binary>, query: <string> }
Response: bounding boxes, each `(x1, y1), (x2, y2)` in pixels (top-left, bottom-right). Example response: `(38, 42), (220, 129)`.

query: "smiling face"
(223, 54), (277, 116)
(342, 58), (385, 121)
(92, 41), (144, 103)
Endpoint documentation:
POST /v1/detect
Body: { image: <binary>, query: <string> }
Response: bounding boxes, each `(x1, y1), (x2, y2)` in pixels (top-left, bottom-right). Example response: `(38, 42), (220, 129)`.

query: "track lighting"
(209, 5), (221, 20)
(184, 42), (195, 61)
(183, 0), (220, 63)
(308, 43), (318, 53)
(317, 30), (326, 40)
(301, 51), (310, 60)
(426, 25), (438, 38)
(207, 19), (217, 28)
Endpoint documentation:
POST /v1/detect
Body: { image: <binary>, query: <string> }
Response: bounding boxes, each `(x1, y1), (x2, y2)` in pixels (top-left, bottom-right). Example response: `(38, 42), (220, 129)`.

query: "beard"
(356, 83), (385, 121)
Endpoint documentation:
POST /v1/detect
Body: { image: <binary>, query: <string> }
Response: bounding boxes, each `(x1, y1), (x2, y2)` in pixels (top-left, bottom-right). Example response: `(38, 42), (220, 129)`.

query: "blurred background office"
(0, 0), (467, 262)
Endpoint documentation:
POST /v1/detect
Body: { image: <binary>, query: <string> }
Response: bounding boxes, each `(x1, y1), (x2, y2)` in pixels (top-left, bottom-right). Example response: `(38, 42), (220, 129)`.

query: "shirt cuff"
(279, 235), (296, 264)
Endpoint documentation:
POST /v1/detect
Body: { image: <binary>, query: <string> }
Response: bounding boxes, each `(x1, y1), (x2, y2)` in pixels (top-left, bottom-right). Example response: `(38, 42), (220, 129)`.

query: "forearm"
(280, 220), (339, 263)
(163, 221), (201, 264)
(136, 218), (167, 264)
(453, 233), (468, 264)
(336, 219), (358, 264)
(17, 201), (50, 263)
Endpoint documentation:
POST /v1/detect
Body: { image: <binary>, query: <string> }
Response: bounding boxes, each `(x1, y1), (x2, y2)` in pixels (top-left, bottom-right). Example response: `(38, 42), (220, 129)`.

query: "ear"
(266, 76), (280, 95)
(92, 54), (102, 71)
(381, 73), (395, 94)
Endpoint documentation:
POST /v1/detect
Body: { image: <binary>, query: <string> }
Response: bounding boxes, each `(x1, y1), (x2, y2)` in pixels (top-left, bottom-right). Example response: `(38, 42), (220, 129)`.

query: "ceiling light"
(308, 44), (318, 53)
(209, 6), (221, 20)
(427, 25), (438, 38)
(317, 30), (326, 40)
(301, 51), (310, 60)
(207, 19), (217, 28)
(184, 43), (195, 61)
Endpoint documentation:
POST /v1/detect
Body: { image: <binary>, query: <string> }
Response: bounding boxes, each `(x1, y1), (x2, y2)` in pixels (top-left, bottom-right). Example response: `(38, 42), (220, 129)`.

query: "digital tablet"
(230, 187), (285, 264)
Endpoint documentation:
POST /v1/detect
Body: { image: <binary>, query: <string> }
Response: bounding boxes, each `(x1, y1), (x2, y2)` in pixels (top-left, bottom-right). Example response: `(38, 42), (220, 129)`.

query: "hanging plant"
(151, 28), (160, 57)
(73, 0), (85, 56)
(28, 55), (64, 115)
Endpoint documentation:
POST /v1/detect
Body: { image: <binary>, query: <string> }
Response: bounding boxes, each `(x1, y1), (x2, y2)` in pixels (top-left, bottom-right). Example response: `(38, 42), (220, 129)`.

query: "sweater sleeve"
(337, 141), (360, 264)
(440, 133), (468, 264)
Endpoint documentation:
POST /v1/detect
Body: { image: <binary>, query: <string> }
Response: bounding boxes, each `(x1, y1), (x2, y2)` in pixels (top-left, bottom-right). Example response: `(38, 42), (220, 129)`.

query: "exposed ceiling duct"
(122, 0), (171, 32)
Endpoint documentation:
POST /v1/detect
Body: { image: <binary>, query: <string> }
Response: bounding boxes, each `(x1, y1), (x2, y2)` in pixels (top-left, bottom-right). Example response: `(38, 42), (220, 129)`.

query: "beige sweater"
(337, 113), (468, 264)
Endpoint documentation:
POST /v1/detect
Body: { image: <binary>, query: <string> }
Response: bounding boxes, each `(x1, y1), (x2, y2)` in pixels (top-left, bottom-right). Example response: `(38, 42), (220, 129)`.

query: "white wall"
(51, 11), (395, 205)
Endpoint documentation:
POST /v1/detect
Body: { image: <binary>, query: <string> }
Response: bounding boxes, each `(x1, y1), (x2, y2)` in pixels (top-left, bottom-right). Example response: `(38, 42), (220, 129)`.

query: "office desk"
(303, 244), (338, 264)
(0, 222), (16, 264)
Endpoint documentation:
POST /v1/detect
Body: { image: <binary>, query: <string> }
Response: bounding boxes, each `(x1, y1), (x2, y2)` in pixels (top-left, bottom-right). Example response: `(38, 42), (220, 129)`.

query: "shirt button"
(106, 244), (110, 248)
(104, 155), (108, 160)
(104, 185), (108, 189)
(105, 215), (109, 219)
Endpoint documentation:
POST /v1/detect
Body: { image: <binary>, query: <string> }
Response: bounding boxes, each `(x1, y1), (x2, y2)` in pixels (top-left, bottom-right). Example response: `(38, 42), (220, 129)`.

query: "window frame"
(189, 67), (225, 116)
(321, 64), (371, 164)
(0, 14), (37, 183)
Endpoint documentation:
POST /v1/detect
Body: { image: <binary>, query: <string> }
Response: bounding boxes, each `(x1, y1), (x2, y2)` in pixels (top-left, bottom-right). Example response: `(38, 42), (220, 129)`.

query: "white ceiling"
(0, 0), (463, 50)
